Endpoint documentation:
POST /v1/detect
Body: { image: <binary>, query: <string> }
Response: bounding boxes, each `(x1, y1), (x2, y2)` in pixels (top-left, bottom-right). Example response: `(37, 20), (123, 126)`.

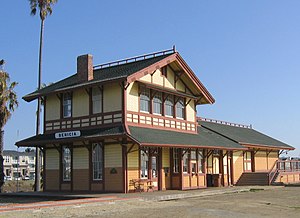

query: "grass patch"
(249, 188), (264, 192)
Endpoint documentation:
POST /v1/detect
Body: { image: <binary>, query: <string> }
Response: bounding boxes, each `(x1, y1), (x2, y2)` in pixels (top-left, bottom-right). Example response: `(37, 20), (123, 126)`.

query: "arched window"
(92, 143), (103, 180)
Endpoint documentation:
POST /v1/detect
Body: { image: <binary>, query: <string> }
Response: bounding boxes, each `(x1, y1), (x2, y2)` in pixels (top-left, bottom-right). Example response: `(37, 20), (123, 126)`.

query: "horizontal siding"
(73, 147), (89, 169)
(105, 144), (122, 168)
(46, 149), (59, 170)
(127, 145), (139, 168)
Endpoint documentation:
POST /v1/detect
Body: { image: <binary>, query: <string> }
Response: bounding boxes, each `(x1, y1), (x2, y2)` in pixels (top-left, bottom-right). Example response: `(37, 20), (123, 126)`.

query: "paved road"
(1, 186), (299, 217)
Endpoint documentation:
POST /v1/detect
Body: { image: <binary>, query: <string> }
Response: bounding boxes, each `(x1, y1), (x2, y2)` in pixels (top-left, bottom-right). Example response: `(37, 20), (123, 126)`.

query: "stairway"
(236, 172), (269, 186)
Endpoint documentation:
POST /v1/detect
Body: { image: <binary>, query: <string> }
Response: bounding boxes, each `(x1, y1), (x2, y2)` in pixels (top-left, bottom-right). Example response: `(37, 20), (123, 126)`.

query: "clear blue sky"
(1, 1), (299, 156)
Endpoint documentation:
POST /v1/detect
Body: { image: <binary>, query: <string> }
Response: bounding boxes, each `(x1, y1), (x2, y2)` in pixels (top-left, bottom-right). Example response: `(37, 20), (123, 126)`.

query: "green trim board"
(128, 125), (245, 150)
(200, 121), (294, 150)
(23, 54), (172, 102)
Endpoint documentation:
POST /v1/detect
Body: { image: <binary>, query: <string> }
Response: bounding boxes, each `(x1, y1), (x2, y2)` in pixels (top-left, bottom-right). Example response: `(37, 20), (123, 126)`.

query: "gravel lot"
(1, 186), (299, 218)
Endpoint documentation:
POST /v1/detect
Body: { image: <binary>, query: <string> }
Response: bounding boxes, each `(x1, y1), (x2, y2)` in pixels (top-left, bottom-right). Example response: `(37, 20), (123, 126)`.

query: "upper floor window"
(153, 92), (162, 115)
(63, 93), (72, 118)
(140, 88), (150, 113)
(92, 143), (103, 180)
(92, 87), (102, 114)
(165, 95), (174, 117)
(176, 97), (185, 119)
(62, 146), (71, 181)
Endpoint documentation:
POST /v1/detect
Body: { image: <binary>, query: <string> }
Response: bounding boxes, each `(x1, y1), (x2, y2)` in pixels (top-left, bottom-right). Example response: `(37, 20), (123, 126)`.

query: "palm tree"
(0, 62), (18, 191)
(29, 0), (58, 191)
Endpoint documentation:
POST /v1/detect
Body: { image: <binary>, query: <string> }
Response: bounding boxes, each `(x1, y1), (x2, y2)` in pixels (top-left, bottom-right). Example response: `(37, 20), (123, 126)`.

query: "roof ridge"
(198, 117), (252, 129)
(93, 47), (176, 70)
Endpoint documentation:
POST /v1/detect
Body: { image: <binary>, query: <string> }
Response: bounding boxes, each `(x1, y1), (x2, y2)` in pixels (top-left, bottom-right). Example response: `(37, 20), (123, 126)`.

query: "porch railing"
(268, 160), (300, 185)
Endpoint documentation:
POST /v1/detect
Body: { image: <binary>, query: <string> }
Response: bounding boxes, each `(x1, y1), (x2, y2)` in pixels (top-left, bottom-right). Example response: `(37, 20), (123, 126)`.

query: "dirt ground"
(1, 186), (300, 218)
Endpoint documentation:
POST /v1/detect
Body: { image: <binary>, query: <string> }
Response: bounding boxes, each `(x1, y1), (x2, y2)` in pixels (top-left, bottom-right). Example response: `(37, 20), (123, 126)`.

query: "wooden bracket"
(56, 94), (62, 101)
(52, 144), (60, 152)
(185, 98), (192, 106)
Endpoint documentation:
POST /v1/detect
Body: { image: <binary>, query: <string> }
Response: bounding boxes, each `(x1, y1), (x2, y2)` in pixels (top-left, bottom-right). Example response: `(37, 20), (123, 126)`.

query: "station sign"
(55, 131), (81, 139)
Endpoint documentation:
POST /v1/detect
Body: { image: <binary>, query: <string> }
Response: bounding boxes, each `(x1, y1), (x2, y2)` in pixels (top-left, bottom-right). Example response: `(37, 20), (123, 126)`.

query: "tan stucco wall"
(103, 83), (122, 112)
(45, 95), (60, 121)
(267, 151), (278, 170)
(255, 151), (268, 171)
(73, 89), (89, 117)
(233, 151), (244, 184)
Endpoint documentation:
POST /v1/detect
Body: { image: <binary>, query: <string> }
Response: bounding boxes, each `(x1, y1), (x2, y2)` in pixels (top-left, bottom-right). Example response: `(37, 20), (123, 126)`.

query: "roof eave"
(240, 142), (295, 151)
(22, 77), (127, 102)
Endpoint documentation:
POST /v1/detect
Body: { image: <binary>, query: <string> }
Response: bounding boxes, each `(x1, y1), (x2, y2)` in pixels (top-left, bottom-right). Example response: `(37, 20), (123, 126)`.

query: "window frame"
(140, 149), (149, 179)
(91, 87), (103, 115)
(92, 143), (104, 181)
(165, 95), (174, 117)
(62, 92), (72, 118)
(175, 97), (185, 119)
(173, 148), (180, 173)
(139, 87), (151, 113)
(61, 145), (72, 182)
(153, 92), (162, 115)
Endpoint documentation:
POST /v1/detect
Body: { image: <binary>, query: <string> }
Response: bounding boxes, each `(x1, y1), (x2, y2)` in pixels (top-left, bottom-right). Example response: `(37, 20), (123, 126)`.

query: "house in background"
(16, 48), (297, 193)
(3, 150), (36, 180)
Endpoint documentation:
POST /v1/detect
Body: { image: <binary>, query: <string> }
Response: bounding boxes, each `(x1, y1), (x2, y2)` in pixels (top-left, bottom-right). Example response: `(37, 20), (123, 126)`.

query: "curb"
(141, 186), (284, 202)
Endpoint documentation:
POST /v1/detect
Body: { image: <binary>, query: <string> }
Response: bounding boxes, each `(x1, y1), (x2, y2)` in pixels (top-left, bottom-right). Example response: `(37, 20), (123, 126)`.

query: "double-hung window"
(92, 87), (102, 114)
(63, 93), (72, 118)
(62, 146), (71, 182)
(183, 150), (189, 173)
(153, 92), (162, 115)
(173, 148), (180, 173)
(198, 150), (203, 173)
(176, 97), (185, 119)
(140, 150), (148, 178)
(165, 95), (174, 117)
(92, 143), (103, 180)
(140, 88), (150, 113)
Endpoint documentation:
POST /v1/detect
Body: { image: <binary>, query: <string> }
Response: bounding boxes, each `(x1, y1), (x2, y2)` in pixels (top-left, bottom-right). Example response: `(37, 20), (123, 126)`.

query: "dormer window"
(92, 87), (102, 114)
(63, 93), (72, 118)
(140, 87), (150, 113)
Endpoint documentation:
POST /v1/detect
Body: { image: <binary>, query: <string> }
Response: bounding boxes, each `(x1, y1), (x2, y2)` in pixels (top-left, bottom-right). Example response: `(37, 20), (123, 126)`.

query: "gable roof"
(128, 125), (245, 150)
(23, 49), (214, 104)
(200, 120), (294, 150)
(23, 54), (172, 102)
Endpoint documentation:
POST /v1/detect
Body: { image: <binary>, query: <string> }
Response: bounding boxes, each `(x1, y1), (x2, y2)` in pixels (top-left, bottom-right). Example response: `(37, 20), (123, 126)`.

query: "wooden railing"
(198, 117), (252, 129)
(44, 110), (122, 132)
(127, 111), (197, 133)
(277, 160), (300, 172)
(93, 46), (176, 70)
(268, 160), (300, 185)
(268, 160), (278, 185)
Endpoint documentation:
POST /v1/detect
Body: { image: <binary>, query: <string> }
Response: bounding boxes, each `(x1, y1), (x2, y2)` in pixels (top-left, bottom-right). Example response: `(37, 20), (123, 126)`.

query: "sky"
(1, 0), (299, 156)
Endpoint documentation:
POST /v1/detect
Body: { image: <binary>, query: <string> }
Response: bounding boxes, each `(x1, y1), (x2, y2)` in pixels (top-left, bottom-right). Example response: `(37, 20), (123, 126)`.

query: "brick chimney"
(77, 54), (93, 82)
